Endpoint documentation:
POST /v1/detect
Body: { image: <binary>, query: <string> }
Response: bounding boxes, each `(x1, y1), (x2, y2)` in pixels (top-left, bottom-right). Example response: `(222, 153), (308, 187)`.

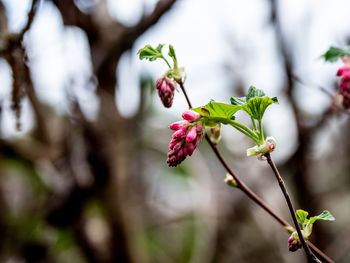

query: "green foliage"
(144, 218), (197, 263)
(168, 45), (177, 66)
(54, 230), (75, 253)
(230, 96), (246, 106)
(296, 209), (335, 238)
(230, 86), (278, 121)
(138, 44), (165, 61)
(296, 209), (309, 226)
(192, 87), (277, 144)
(246, 86), (266, 100)
(192, 101), (241, 124)
(309, 210), (335, 224)
(321, 46), (350, 62)
(242, 96), (277, 121)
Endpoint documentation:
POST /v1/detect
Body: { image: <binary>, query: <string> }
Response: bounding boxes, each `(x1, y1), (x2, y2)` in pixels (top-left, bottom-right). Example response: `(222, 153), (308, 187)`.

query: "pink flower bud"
(169, 120), (188, 131)
(177, 149), (185, 161)
(337, 63), (350, 110)
(342, 70), (350, 79)
(287, 232), (302, 252)
(156, 76), (176, 108)
(172, 142), (182, 152)
(172, 127), (187, 138)
(186, 126), (197, 143)
(182, 110), (201, 122)
(169, 139), (178, 149)
(187, 142), (196, 156)
(183, 146), (188, 157)
(166, 112), (205, 167)
(337, 67), (345, 76)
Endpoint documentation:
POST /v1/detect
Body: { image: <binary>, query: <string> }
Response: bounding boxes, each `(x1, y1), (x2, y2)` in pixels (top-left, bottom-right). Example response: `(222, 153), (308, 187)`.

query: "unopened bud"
(210, 125), (221, 144)
(224, 173), (238, 187)
(287, 232), (302, 252)
(182, 110), (201, 122)
(156, 76), (176, 108)
(246, 136), (276, 158)
(171, 67), (186, 83)
(284, 226), (295, 234)
(336, 60), (350, 109)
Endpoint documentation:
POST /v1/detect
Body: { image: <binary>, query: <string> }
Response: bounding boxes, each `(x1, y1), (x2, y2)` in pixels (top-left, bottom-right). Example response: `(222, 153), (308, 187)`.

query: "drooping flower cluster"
(287, 232), (302, 252)
(336, 57), (350, 109)
(167, 110), (205, 167)
(156, 76), (177, 108)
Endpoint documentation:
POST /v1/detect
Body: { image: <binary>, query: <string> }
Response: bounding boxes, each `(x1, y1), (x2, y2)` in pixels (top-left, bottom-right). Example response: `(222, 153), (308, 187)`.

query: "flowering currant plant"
(139, 44), (336, 262)
(322, 46), (350, 109)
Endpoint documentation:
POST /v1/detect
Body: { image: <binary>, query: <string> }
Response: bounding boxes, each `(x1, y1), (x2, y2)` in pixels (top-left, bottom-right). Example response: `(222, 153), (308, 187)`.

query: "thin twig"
(265, 153), (321, 263)
(0, 0), (39, 56)
(178, 82), (192, 108)
(205, 134), (289, 227)
(178, 80), (333, 263)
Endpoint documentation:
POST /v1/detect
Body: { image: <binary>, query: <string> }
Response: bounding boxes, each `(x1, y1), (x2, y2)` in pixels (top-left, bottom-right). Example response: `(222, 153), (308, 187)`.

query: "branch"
(178, 81), (334, 263)
(265, 153), (320, 263)
(0, 1), (8, 40)
(95, 0), (177, 90)
(51, 0), (98, 44)
(0, 0), (39, 56)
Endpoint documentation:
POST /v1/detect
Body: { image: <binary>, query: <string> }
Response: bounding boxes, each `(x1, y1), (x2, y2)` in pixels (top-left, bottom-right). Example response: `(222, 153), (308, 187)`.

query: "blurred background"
(0, 0), (349, 262)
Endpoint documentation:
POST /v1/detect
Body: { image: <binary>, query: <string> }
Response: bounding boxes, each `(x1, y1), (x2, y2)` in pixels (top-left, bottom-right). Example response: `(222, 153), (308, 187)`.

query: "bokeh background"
(0, 0), (350, 262)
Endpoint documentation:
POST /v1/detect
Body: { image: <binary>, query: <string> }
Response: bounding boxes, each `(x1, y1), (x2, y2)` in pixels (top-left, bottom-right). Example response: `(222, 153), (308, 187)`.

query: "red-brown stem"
(177, 81), (333, 263)
(206, 134), (289, 226)
(265, 153), (321, 263)
(178, 82), (192, 108)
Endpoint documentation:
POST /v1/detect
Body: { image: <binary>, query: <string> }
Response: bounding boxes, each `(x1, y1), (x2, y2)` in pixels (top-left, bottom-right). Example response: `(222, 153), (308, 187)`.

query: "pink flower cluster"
(167, 110), (204, 167)
(336, 57), (350, 109)
(156, 76), (177, 108)
(287, 232), (302, 252)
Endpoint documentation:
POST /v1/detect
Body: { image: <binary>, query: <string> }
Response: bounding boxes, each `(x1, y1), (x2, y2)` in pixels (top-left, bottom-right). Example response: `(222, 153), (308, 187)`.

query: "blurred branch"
(0, 0), (39, 56)
(0, 1), (8, 40)
(0, 0), (47, 139)
(51, 0), (99, 43)
(96, 0), (177, 93)
(53, 0), (177, 93)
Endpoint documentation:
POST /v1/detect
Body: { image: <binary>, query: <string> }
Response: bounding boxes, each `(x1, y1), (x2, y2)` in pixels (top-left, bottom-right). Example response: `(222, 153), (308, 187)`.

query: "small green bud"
(246, 136), (276, 159)
(224, 173), (238, 187)
(209, 125), (221, 144)
(284, 226), (295, 234)
(167, 67), (186, 83)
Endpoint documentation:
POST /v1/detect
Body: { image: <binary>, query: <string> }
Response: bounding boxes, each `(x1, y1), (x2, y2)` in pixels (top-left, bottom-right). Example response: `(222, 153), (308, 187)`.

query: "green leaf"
(192, 102), (241, 124)
(302, 224), (313, 238)
(156, 44), (164, 53)
(296, 209), (309, 225)
(168, 45), (178, 68)
(309, 210), (335, 225)
(241, 96), (276, 120)
(230, 96), (246, 106)
(230, 86), (278, 120)
(271, 97), (278, 103)
(321, 46), (350, 62)
(246, 86), (265, 101)
(138, 44), (164, 61)
(168, 45), (176, 60)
